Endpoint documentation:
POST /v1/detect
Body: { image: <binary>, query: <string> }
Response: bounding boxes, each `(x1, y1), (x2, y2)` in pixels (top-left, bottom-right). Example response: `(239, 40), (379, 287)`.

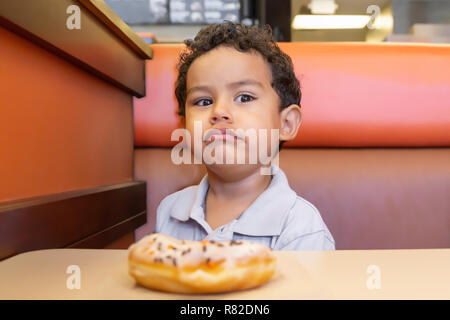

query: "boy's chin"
(204, 162), (268, 181)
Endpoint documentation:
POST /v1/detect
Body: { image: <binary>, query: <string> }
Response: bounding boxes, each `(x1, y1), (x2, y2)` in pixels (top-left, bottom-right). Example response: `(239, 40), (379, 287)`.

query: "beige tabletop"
(0, 248), (449, 300)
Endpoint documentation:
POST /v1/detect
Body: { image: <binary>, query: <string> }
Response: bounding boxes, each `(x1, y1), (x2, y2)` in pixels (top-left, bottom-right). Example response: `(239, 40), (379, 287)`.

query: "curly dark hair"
(175, 21), (302, 119)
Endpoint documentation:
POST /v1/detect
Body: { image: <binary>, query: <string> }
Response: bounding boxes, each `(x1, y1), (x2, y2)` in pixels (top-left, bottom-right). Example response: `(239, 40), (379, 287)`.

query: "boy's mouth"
(203, 128), (243, 144)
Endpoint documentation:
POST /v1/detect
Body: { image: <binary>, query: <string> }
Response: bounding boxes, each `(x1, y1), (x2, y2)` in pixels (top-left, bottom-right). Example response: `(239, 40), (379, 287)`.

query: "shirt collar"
(169, 174), (209, 222)
(170, 165), (297, 236)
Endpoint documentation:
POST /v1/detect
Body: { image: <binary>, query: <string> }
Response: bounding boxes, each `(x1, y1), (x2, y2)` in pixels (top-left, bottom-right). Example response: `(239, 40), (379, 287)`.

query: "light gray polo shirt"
(154, 165), (335, 250)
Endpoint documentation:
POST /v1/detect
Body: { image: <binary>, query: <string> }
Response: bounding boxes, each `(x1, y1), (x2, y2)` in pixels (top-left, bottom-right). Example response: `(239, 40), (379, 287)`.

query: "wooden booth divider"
(0, 0), (152, 260)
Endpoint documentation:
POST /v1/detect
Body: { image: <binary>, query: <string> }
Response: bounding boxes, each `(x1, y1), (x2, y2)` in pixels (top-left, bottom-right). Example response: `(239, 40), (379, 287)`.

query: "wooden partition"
(0, 0), (152, 260)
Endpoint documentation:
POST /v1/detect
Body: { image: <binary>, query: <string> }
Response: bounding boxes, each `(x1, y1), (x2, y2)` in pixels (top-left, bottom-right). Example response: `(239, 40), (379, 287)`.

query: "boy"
(154, 22), (335, 250)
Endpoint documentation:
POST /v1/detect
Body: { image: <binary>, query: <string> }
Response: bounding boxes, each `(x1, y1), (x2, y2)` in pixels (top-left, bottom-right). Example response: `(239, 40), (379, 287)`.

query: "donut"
(128, 233), (277, 294)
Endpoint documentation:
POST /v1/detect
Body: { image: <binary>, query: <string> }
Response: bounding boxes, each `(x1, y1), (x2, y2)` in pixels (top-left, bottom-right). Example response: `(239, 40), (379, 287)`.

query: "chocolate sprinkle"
(157, 242), (162, 251)
(202, 245), (207, 252)
(181, 248), (191, 256)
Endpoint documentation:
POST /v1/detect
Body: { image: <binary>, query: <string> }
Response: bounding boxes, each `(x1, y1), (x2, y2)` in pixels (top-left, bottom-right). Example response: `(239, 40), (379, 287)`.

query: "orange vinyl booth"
(133, 42), (450, 250)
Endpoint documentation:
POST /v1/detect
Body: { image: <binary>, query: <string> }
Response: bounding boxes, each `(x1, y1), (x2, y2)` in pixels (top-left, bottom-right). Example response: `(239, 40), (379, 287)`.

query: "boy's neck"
(204, 165), (273, 231)
(206, 165), (273, 203)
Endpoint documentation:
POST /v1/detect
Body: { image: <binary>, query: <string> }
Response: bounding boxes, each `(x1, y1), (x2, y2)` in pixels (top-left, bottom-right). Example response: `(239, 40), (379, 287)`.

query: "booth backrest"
(133, 42), (450, 249)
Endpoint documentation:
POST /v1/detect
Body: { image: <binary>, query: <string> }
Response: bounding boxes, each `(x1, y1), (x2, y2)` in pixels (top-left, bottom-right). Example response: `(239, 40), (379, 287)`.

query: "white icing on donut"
(128, 233), (274, 268)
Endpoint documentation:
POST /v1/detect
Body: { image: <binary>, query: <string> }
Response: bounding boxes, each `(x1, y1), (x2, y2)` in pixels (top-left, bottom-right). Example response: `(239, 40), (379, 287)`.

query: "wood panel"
(103, 231), (135, 249)
(0, 25), (134, 202)
(69, 217), (143, 249)
(0, 0), (152, 97)
(0, 181), (146, 261)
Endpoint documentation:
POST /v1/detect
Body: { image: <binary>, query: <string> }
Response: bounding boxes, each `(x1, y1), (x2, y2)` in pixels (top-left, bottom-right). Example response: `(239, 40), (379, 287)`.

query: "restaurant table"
(0, 248), (449, 299)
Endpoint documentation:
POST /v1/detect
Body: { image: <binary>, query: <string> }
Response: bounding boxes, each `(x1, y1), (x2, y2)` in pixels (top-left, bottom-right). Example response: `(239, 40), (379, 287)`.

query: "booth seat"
(133, 42), (450, 250)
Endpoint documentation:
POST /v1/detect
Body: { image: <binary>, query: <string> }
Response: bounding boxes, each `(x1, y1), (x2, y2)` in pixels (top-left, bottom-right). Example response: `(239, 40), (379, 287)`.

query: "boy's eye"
(235, 94), (255, 103)
(194, 98), (213, 106)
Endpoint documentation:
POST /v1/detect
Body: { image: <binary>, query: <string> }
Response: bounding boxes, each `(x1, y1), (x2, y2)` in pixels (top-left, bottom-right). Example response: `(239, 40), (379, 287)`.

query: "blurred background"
(104, 0), (450, 43)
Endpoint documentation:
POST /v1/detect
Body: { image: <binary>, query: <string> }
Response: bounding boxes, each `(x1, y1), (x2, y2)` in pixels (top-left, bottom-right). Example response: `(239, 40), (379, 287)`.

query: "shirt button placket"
(222, 225), (234, 241)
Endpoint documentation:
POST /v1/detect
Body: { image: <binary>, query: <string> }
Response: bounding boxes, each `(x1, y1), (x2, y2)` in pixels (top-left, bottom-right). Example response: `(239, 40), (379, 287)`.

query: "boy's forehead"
(186, 46), (273, 88)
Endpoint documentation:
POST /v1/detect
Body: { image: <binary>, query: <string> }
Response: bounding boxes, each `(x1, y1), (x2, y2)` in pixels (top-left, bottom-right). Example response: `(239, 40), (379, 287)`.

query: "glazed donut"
(128, 233), (277, 294)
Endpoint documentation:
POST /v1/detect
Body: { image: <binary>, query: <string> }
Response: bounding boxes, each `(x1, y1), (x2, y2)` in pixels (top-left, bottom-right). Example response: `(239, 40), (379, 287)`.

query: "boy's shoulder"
(277, 194), (335, 249)
(158, 184), (198, 214)
(154, 184), (198, 233)
(289, 195), (327, 230)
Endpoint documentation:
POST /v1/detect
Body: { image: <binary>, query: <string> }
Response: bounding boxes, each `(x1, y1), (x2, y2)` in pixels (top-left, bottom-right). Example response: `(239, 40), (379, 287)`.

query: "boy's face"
(184, 45), (300, 175)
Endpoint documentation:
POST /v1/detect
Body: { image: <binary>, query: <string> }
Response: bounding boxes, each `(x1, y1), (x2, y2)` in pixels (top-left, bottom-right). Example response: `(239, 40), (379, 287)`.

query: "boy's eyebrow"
(187, 85), (210, 96)
(186, 79), (264, 96)
(227, 79), (264, 89)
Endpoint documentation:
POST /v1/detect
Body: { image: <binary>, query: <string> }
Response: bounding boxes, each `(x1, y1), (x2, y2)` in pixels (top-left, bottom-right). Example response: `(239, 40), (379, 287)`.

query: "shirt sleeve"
(279, 230), (335, 251)
(150, 204), (161, 234)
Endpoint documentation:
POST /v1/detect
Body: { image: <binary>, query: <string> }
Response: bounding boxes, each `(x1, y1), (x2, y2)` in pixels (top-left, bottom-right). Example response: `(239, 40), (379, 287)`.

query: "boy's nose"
(210, 113), (231, 123)
(210, 105), (233, 124)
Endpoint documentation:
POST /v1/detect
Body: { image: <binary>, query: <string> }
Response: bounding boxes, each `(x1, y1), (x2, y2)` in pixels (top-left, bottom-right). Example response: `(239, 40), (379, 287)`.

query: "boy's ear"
(279, 104), (302, 142)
